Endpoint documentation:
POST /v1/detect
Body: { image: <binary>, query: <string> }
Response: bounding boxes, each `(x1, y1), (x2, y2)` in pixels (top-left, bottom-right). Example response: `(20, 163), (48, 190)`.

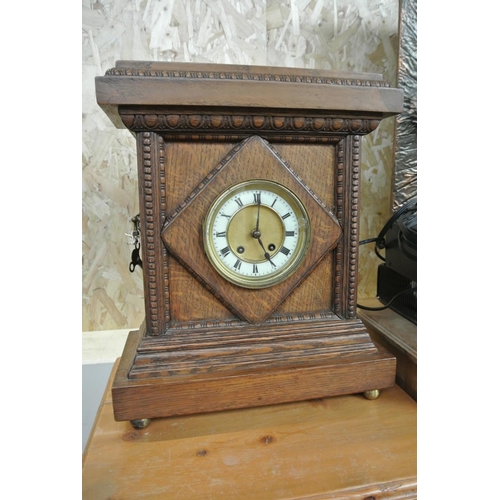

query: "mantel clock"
(95, 61), (403, 427)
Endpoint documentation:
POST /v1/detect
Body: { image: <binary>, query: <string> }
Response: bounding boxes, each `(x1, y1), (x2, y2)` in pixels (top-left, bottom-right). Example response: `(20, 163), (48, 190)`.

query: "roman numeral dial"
(203, 180), (311, 289)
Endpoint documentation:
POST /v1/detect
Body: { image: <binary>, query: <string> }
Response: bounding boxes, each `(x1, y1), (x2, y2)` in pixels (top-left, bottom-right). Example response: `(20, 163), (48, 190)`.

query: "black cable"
(374, 245), (386, 262)
(359, 237), (382, 246)
(359, 237), (386, 261)
(357, 287), (417, 311)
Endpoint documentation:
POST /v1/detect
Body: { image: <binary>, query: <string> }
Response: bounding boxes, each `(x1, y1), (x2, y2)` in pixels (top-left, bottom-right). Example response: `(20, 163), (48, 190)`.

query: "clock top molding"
(96, 60), (403, 134)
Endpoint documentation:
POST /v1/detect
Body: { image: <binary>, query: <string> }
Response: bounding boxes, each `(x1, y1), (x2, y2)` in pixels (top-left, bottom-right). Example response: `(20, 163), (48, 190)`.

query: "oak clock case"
(95, 61), (403, 427)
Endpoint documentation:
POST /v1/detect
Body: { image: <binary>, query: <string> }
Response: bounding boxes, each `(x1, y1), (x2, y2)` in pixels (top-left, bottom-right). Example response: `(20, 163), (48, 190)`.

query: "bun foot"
(130, 418), (151, 429)
(363, 389), (381, 400)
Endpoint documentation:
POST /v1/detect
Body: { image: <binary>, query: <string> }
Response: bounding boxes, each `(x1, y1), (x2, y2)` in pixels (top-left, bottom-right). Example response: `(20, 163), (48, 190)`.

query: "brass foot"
(363, 389), (381, 400)
(130, 418), (151, 429)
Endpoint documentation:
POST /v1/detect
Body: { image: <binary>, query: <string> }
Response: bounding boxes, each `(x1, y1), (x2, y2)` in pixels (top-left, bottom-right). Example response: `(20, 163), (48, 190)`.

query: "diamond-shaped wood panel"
(162, 136), (341, 324)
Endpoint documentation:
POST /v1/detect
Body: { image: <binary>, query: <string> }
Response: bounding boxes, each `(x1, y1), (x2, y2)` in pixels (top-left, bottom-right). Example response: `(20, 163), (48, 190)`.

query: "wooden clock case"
(95, 61), (403, 423)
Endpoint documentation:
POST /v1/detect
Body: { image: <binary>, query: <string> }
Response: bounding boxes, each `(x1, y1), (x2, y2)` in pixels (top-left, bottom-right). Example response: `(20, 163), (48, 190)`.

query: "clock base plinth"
(111, 320), (396, 423)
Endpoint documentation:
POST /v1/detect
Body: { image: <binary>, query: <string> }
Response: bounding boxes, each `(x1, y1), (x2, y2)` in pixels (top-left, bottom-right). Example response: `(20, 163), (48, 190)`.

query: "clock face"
(203, 180), (311, 289)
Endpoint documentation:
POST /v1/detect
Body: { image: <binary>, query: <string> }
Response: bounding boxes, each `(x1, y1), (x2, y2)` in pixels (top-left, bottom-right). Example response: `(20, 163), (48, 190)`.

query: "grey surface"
(394, 0), (417, 208)
(82, 363), (114, 453)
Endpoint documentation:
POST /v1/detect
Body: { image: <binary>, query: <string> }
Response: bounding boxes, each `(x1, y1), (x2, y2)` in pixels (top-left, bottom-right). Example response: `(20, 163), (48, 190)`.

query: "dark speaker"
(377, 265), (416, 324)
(376, 200), (417, 324)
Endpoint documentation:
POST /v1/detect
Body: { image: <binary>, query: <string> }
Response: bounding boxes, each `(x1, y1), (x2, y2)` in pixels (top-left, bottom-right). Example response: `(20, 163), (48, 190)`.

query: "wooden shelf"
(358, 297), (417, 400)
(83, 359), (416, 500)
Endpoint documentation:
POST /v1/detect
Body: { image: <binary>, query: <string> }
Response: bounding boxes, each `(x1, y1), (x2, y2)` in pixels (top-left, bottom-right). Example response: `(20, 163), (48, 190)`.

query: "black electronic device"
(358, 199), (416, 324)
(377, 200), (417, 324)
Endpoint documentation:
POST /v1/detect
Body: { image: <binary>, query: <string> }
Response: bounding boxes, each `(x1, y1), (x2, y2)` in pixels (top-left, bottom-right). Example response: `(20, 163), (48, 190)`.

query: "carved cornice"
(120, 113), (381, 137)
(106, 67), (391, 88)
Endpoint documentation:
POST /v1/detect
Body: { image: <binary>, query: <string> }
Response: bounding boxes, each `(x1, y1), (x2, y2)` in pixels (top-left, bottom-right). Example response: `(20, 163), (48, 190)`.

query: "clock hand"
(256, 236), (276, 268)
(255, 192), (261, 232)
(251, 199), (275, 267)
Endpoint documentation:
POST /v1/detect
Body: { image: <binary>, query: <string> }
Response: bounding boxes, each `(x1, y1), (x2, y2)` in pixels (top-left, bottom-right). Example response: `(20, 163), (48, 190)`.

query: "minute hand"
(257, 237), (276, 267)
(255, 193), (261, 232)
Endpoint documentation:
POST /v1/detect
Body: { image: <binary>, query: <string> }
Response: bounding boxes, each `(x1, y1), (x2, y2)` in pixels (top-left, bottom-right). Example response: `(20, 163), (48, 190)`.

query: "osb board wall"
(82, 0), (399, 332)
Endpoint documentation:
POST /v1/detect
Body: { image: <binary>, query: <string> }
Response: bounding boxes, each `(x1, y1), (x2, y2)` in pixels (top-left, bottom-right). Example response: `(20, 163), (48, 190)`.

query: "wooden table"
(83, 361), (416, 499)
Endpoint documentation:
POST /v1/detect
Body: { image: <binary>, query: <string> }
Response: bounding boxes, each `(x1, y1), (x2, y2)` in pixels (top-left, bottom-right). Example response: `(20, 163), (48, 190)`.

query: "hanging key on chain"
(126, 214), (143, 272)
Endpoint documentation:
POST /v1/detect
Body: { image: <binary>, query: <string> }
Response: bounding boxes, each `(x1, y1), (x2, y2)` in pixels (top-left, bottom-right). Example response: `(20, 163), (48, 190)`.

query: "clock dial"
(204, 180), (311, 289)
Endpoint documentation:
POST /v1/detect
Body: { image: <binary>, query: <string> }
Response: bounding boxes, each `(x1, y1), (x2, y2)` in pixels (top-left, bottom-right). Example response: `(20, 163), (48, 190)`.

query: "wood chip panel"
(82, 0), (399, 331)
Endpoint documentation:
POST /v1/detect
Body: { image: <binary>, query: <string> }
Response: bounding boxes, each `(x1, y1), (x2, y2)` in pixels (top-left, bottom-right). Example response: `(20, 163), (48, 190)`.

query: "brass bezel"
(203, 179), (311, 289)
